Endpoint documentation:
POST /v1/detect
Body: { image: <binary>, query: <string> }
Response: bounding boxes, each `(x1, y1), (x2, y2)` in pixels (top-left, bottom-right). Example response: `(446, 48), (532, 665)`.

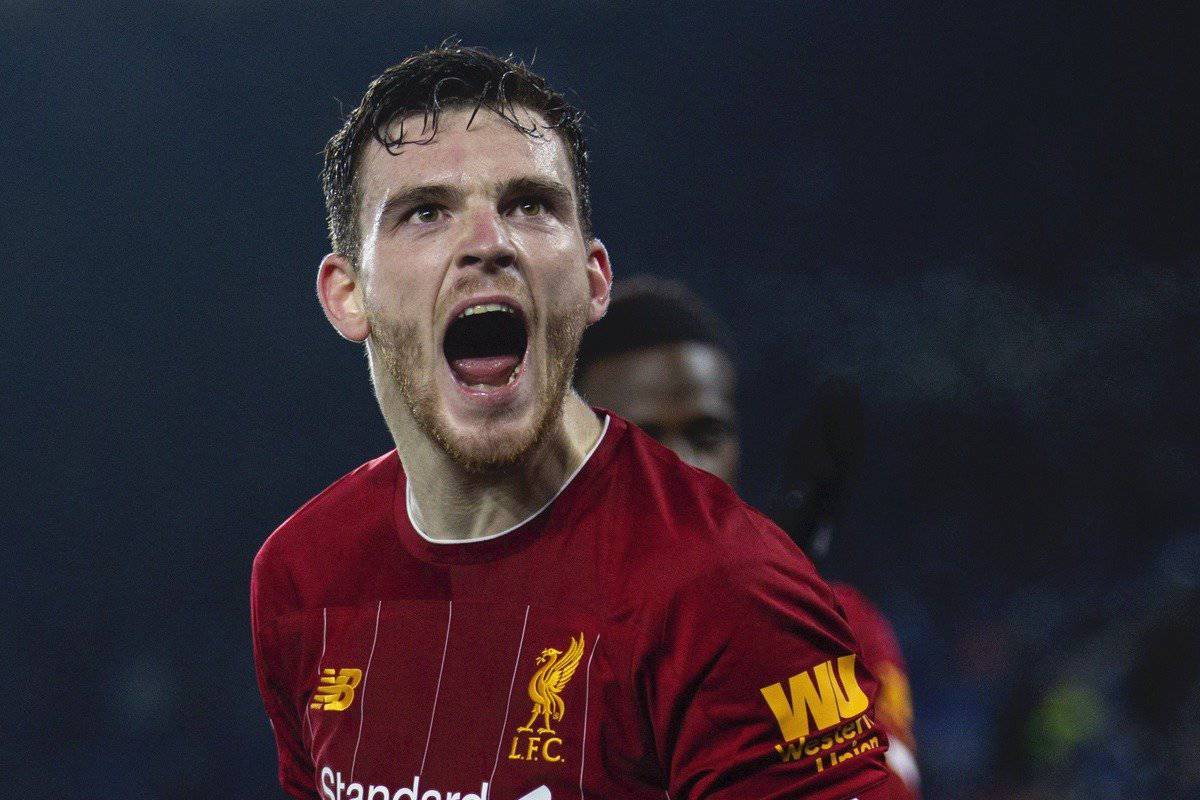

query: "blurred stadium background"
(3, 2), (1197, 797)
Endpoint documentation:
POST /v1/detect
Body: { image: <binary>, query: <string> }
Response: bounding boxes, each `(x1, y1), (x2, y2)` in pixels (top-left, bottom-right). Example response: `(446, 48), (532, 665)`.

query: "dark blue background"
(5, 3), (1197, 797)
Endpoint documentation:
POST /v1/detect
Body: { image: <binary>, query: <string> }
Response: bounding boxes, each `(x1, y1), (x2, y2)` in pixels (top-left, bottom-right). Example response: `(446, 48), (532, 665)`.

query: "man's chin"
(432, 416), (548, 474)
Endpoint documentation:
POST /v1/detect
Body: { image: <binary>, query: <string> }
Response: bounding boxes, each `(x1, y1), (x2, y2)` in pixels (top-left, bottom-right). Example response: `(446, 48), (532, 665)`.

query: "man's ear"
(316, 253), (370, 342)
(584, 238), (613, 324)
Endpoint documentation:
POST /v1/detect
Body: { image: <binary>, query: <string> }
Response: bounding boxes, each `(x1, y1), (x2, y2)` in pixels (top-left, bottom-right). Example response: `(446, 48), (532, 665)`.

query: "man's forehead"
(627, 343), (735, 389)
(359, 106), (573, 200)
(585, 342), (736, 410)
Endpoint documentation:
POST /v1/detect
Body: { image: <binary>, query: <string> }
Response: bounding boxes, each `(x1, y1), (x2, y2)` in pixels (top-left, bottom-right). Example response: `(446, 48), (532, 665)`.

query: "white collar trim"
(405, 414), (611, 545)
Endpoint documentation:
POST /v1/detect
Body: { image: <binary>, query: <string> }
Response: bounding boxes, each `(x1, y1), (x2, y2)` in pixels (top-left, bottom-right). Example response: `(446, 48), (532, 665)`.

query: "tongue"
(449, 355), (520, 387)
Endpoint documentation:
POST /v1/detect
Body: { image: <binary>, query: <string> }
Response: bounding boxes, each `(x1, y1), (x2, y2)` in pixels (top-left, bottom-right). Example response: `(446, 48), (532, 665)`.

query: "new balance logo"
(311, 668), (363, 711)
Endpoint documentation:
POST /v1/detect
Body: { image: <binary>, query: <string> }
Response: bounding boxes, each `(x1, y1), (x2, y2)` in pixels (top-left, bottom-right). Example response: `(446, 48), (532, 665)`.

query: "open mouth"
(443, 303), (529, 390)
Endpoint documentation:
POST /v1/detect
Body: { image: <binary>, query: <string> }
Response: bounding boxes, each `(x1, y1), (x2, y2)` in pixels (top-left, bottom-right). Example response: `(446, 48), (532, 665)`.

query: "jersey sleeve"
(830, 583), (920, 797)
(640, 521), (892, 799)
(857, 613), (916, 753)
(251, 550), (319, 800)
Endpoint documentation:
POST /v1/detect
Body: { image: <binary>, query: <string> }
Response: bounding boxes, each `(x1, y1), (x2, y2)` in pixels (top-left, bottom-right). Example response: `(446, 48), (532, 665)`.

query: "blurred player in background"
(577, 277), (921, 798)
(575, 277), (738, 483)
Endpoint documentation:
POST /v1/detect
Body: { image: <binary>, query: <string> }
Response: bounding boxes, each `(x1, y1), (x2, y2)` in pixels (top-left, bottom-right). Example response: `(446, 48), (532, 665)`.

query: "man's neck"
(399, 395), (604, 541)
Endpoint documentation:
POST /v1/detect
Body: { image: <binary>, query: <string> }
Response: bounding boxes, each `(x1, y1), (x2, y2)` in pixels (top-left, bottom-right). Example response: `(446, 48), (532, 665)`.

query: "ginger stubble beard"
(367, 301), (589, 474)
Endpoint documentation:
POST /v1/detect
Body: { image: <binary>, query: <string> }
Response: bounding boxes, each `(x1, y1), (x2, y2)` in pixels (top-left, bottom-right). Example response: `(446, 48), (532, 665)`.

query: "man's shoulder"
(829, 582), (877, 619)
(253, 449), (398, 579)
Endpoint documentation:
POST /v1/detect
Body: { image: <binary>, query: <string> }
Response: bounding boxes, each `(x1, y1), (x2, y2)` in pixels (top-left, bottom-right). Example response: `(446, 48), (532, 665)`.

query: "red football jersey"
(252, 414), (892, 800)
(830, 584), (920, 799)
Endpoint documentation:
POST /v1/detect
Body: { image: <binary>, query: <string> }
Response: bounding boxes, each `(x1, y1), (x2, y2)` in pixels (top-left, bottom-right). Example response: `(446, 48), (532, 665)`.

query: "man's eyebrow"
(376, 178), (574, 224)
(378, 184), (465, 221)
(498, 177), (574, 208)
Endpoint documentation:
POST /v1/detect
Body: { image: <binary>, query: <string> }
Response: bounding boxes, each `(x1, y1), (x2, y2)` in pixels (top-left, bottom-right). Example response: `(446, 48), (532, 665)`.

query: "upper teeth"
(459, 303), (515, 318)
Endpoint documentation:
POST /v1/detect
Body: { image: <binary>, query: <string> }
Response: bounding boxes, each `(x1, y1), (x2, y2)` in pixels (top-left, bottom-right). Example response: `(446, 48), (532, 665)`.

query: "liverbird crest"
(517, 633), (586, 735)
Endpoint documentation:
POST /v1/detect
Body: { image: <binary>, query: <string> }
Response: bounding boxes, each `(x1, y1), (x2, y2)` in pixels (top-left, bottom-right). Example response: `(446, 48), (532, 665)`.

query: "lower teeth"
(465, 368), (520, 390)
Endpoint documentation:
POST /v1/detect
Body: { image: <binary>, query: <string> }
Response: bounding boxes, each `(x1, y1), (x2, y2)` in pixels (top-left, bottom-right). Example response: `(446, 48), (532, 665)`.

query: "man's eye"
(688, 433), (723, 453)
(408, 205), (443, 224)
(686, 419), (733, 453)
(513, 199), (545, 217)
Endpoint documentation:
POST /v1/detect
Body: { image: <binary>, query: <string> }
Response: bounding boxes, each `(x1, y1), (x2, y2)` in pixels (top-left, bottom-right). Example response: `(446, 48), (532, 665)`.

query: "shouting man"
(252, 45), (892, 800)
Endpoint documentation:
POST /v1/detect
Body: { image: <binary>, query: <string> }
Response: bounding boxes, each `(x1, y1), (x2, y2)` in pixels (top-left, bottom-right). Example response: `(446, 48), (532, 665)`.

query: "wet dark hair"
(575, 276), (734, 379)
(322, 42), (592, 266)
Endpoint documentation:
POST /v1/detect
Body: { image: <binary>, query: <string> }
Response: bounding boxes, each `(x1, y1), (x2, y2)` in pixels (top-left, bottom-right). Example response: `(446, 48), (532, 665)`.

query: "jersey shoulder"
(251, 450), (398, 617)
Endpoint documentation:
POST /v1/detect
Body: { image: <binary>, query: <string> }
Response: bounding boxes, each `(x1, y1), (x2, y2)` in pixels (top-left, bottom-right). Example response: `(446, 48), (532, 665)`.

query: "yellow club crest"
(518, 632), (585, 736)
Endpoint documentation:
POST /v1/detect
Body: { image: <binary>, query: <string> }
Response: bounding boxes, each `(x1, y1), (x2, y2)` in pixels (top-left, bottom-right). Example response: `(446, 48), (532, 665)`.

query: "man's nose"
(455, 207), (516, 272)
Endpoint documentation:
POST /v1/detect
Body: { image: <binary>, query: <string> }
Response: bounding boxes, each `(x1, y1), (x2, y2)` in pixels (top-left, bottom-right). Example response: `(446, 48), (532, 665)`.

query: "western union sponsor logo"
(774, 713), (876, 764)
(759, 654), (870, 742)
